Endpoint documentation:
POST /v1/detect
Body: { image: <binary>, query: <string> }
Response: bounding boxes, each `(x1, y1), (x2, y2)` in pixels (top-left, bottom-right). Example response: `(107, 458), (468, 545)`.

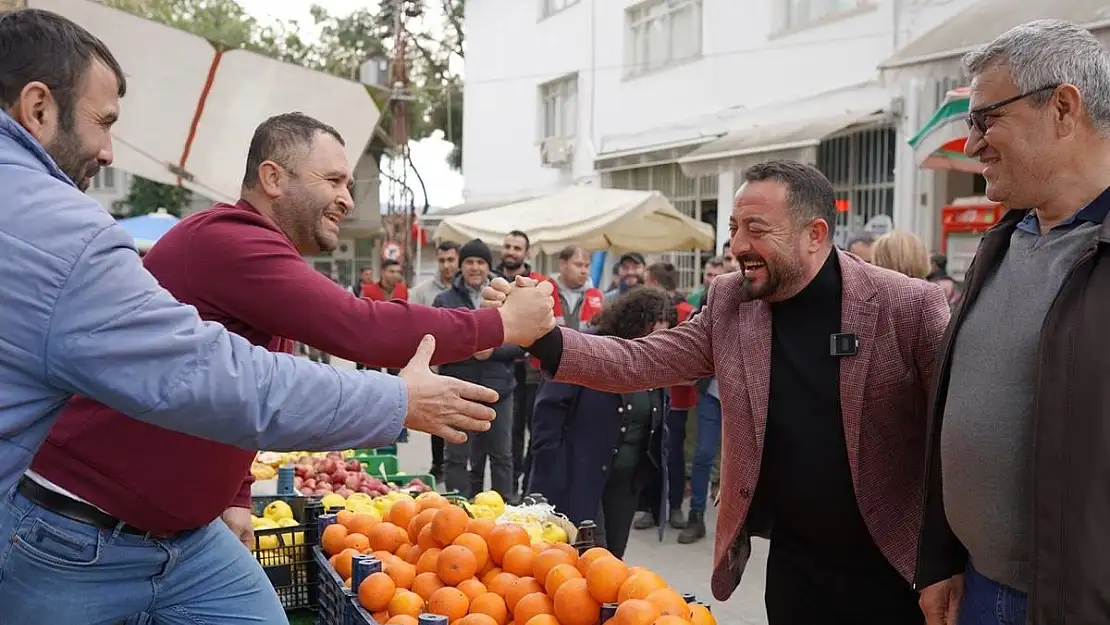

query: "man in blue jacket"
(0, 10), (554, 502)
(434, 240), (525, 499)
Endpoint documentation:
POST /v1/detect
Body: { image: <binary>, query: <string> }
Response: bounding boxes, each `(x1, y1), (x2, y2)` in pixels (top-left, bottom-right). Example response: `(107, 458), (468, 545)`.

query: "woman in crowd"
(872, 230), (931, 279)
(527, 287), (677, 558)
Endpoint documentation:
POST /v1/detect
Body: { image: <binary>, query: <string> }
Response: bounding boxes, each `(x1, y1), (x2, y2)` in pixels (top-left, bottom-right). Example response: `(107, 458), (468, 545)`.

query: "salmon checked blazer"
(546, 250), (950, 600)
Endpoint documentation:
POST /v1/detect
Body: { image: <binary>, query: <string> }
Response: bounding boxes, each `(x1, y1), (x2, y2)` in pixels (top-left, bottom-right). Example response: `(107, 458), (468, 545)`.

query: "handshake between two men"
(398, 275), (554, 444)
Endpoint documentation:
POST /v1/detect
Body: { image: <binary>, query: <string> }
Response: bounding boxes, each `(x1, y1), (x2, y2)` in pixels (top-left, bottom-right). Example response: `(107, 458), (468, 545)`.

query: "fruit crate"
(313, 545), (353, 625)
(354, 453), (399, 476)
(345, 599), (376, 625)
(354, 444), (397, 456)
(251, 496), (325, 610)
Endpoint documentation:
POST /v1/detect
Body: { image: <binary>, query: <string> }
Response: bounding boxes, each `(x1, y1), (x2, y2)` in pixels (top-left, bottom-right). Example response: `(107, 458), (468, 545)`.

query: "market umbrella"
(117, 208), (180, 252)
(909, 87), (985, 174)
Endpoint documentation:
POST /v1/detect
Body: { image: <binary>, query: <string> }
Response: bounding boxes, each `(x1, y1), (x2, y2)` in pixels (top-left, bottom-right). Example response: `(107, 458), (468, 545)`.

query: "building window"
(776, 0), (870, 32)
(539, 74), (578, 140)
(603, 163), (717, 291)
(816, 124), (897, 249)
(540, 0), (578, 19)
(90, 167), (117, 191)
(625, 0), (703, 78)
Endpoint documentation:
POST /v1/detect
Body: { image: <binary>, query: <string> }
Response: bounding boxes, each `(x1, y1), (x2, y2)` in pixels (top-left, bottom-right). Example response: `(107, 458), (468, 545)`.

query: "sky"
(236, 0), (465, 210)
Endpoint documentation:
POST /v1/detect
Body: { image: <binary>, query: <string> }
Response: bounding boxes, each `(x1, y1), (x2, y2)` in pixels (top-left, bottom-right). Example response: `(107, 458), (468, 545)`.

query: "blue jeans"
(959, 561), (1028, 625)
(689, 393), (722, 513)
(0, 487), (286, 624)
(665, 408), (688, 510)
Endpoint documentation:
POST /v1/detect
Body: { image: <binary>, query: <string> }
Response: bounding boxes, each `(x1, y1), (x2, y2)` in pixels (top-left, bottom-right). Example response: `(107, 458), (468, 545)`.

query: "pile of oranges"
(320, 491), (716, 625)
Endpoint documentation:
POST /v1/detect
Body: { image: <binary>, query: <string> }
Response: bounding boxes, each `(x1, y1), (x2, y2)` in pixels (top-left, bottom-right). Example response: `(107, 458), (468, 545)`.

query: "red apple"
(317, 482), (333, 492)
(332, 468), (348, 483)
(335, 486), (351, 498)
(321, 458), (337, 474)
(345, 460), (362, 472)
(345, 475), (361, 490)
(293, 476), (304, 489)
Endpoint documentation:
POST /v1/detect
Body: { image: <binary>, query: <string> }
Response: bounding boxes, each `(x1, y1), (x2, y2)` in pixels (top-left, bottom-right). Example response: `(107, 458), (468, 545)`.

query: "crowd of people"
(4, 6), (1110, 625)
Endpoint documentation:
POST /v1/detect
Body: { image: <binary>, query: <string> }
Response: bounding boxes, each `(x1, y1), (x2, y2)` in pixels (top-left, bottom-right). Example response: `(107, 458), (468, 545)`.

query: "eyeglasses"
(965, 85), (1060, 134)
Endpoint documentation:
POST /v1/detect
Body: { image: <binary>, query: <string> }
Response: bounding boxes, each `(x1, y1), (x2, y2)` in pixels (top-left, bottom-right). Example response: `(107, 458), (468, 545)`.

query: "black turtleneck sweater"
(754, 251), (888, 568)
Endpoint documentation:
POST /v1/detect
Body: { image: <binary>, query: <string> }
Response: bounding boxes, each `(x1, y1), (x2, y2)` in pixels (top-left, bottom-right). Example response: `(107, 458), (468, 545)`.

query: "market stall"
(116, 208), (180, 253)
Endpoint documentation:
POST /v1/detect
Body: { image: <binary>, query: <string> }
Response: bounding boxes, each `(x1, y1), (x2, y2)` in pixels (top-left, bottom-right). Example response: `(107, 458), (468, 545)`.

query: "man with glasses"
(917, 19), (1110, 625)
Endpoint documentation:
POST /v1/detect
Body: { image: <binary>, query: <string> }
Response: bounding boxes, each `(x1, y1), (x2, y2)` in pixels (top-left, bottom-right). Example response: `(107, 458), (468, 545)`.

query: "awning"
(909, 87), (983, 174)
(879, 0), (1110, 82)
(116, 209), (179, 252)
(29, 0), (381, 203)
(432, 186), (716, 255)
(677, 84), (892, 177)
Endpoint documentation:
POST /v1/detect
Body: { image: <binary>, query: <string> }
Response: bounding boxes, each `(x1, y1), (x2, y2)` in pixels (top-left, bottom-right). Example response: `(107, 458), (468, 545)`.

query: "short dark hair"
(0, 9), (127, 130)
(646, 261), (678, 292)
(706, 256), (725, 268)
(507, 230), (531, 250)
(436, 241), (460, 254)
(592, 287), (677, 340)
(931, 253), (947, 271)
(359, 266), (373, 273)
(743, 160), (838, 240)
(558, 245), (586, 262)
(242, 112), (344, 188)
(381, 259), (400, 270)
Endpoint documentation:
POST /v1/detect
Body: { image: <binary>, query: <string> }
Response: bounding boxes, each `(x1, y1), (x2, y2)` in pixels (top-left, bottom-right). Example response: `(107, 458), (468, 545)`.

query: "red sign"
(381, 241), (404, 262)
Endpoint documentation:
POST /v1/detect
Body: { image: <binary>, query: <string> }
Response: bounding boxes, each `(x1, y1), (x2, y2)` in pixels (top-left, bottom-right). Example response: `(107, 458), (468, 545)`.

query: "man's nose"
(99, 142), (114, 167)
(964, 127), (984, 159)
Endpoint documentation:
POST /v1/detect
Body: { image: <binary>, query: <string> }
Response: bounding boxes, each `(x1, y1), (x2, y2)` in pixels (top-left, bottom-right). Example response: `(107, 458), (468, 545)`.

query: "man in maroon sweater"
(10, 113), (553, 624)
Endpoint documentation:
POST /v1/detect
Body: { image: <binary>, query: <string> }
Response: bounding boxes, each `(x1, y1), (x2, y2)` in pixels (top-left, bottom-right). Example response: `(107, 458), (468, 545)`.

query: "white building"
(462, 0), (981, 288)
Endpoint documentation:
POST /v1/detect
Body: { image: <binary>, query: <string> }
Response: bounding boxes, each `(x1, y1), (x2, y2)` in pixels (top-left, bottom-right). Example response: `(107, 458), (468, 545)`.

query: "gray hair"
(962, 19), (1110, 135)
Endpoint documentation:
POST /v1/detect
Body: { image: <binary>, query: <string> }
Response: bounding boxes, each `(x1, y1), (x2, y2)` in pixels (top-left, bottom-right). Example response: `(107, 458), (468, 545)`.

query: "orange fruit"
(343, 532), (370, 552)
(477, 556), (497, 580)
(467, 516), (496, 541)
(548, 541), (579, 562)
(417, 524), (439, 550)
(488, 524), (531, 566)
(530, 541), (551, 554)
(387, 588), (425, 618)
(408, 508), (438, 543)
(481, 566), (503, 587)
(585, 556), (629, 604)
(513, 591), (555, 625)
(321, 523), (349, 556)
(437, 544), (479, 586)
(357, 571), (396, 612)
(383, 558), (417, 590)
(388, 498), (420, 530)
(576, 546), (613, 576)
(457, 614), (500, 625)
(428, 586), (470, 621)
(654, 616), (691, 625)
(454, 532), (491, 571)
(416, 547), (442, 575)
(333, 547), (361, 580)
(411, 571), (445, 601)
(612, 598), (661, 625)
(417, 492), (450, 511)
(368, 522), (407, 553)
(617, 571), (668, 603)
(469, 591), (510, 625)
(384, 615), (418, 625)
(524, 616), (560, 625)
(543, 563), (582, 597)
(533, 547), (575, 585)
(347, 512), (380, 537)
(646, 587), (691, 619)
(404, 545), (424, 565)
(689, 603), (717, 625)
(553, 577), (601, 625)
(501, 544), (535, 577)
(371, 610), (389, 623)
(457, 577), (488, 600)
(504, 576), (544, 613)
(487, 571), (519, 597)
(430, 505), (470, 547)
(394, 543), (413, 561)
(335, 509), (355, 527)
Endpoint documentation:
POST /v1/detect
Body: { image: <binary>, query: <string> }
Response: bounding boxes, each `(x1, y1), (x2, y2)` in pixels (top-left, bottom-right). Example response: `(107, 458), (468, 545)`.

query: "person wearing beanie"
(432, 239), (522, 498)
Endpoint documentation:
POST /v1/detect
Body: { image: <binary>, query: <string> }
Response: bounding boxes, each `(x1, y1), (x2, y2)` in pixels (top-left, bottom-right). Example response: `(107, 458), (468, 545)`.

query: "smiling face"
(462, 257), (489, 288)
(501, 234), (528, 270)
(267, 131), (353, 254)
(728, 179), (829, 302)
(964, 63), (1064, 208)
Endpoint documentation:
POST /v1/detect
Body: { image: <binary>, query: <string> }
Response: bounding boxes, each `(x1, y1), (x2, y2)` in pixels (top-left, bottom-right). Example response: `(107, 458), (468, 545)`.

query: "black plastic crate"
(251, 496), (324, 610)
(313, 545), (353, 625)
(345, 598), (376, 625)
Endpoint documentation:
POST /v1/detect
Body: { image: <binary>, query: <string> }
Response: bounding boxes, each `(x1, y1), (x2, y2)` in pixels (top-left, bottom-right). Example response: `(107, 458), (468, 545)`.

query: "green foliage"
(114, 175), (192, 217)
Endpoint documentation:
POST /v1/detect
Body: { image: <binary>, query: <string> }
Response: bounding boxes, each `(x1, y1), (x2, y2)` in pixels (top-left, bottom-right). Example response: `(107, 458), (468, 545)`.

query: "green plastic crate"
(355, 453), (398, 476)
(353, 444), (397, 456)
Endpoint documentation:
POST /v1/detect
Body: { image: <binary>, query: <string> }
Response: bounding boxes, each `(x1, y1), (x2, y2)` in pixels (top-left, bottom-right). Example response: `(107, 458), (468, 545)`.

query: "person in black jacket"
(433, 239), (524, 499)
(528, 287), (677, 558)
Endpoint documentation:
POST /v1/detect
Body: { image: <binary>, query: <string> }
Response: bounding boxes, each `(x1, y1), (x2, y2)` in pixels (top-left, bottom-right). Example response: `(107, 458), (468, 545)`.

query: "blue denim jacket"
(0, 110), (406, 497)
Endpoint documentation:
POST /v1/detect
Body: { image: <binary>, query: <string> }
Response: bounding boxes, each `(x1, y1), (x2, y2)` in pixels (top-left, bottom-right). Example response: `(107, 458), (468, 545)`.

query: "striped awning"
(908, 88), (984, 174)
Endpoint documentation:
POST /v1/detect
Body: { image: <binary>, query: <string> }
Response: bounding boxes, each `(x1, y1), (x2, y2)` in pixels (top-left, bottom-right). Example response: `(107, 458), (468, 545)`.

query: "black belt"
(18, 476), (177, 540)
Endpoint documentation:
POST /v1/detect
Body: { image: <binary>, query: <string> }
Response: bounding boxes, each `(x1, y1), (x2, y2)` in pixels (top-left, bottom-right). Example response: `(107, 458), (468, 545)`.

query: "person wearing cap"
(434, 239), (524, 499)
(604, 252), (646, 304)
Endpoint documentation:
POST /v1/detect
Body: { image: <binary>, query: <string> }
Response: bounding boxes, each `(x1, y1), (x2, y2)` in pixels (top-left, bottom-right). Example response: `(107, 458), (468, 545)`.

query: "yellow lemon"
(541, 522), (568, 544)
(277, 517), (304, 546)
(263, 500), (294, 523)
(320, 493), (346, 513)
